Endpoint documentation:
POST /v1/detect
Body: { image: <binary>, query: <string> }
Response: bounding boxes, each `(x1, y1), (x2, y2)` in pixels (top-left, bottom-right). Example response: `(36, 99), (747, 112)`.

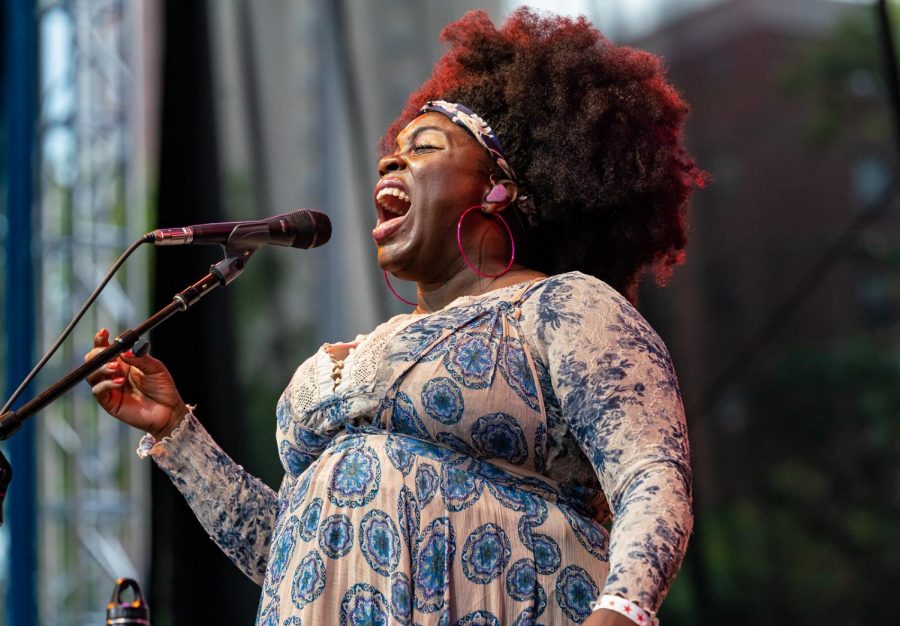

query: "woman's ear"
(482, 178), (519, 214)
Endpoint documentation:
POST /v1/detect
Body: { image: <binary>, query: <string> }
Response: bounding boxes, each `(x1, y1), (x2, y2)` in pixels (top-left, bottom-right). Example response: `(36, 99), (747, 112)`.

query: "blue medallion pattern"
(390, 391), (429, 439)
(532, 533), (562, 575)
(390, 572), (412, 625)
(328, 446), (381, 508)
(144, 272), (692, 625)
(360, 509), (401, 576)
(414, 517), (456, 613)
(276, 396), (292, 434)
(461, 523), (511, 584)
(298, 498), (322, 542)
(397, 486), (420, 555)
(535, 583), (548, 617)
(440, 465), (483, 512)
(453, 610), (501, 626)
(560, 503), (609, 561)
(421, 377), (465, 424)
(505, 558), (537, 601)
(385, 436), (415, 475)
(471, 413), (528, 464)
(289, 462), (316, 512)
(444, 334), (495, 389)
(486, 481), (538, 514)
(318, 513), (354, 559)
(257, 599), (279, 626)
(555, 565), (599, 623)
(340, 583), (389, 626)
(291, 550), (325, 608)
(436, 431), (474, 455)
(498, 337), (540, 411)
(264, 515), (300, 596)
(533, 422), (547, 472)
(415, 463), (439, 506)
(279, 441), (307, 478)
(511, 607), (535, 626)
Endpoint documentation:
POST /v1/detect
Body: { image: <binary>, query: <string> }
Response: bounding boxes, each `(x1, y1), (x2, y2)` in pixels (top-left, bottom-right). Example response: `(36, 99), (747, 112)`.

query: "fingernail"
(112, 377), (126, 384)
(107, 362), (118, 371)
(123, 350), (134, 357)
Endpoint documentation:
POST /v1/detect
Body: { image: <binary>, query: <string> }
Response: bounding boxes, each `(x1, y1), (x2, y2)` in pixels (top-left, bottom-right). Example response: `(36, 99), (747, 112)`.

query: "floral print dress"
(139, 272), (693, 625)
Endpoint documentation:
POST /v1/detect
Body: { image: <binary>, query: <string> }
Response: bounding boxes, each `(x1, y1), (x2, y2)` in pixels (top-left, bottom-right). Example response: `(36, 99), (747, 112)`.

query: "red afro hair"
(381, 8), (705, 304)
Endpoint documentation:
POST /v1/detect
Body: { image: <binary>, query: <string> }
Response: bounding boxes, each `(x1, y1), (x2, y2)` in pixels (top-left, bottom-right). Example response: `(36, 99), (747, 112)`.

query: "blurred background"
(1, 0), (898, 624)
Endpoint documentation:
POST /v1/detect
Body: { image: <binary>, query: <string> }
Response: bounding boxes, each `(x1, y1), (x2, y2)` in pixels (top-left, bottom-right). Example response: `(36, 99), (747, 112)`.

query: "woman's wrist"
(589, 595), (658, 626)
(151, 403), (189, 440)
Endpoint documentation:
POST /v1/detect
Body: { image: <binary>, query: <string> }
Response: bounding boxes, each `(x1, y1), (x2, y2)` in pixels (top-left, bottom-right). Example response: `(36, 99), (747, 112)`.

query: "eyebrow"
(398, 125), (447, 148)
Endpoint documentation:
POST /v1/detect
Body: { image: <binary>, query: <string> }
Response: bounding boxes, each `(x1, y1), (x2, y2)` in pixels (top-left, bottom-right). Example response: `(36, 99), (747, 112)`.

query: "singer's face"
(373, 113), (495, 282)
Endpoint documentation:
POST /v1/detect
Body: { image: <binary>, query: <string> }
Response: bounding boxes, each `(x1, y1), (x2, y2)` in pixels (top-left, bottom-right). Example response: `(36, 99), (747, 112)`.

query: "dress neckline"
(411, 275), (550, 316)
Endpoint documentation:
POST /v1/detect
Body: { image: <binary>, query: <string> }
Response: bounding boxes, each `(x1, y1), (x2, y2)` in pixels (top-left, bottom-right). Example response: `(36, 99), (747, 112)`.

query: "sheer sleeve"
(138, 411), (279, 585)
(533, 272), (693, 612)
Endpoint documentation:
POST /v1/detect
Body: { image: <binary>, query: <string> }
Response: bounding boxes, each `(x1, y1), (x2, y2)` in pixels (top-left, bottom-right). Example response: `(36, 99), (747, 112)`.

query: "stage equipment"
(106, 578), (150, 626)
(147, 209), (331, 249)
(0, 215), (332, 522)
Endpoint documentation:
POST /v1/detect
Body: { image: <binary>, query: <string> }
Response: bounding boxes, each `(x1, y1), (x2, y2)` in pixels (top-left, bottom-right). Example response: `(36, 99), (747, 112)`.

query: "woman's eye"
(412, 143), (439, 152)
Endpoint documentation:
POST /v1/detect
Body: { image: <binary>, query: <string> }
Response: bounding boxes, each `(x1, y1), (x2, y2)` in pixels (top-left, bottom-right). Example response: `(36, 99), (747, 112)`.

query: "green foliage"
(780, 4), (896, 147)
(703, 337), (900, 624)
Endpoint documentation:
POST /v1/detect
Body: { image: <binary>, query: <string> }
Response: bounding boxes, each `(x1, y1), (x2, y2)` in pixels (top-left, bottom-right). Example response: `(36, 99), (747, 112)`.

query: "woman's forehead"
(396, 112), (458, 144)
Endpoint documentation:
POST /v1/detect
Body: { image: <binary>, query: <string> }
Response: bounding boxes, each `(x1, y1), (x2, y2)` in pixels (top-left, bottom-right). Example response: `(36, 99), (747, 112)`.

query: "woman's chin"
(377, 245), (413, 278)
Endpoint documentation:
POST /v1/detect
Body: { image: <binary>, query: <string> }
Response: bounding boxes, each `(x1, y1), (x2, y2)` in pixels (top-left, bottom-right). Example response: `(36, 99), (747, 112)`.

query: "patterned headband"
(419, 100), (518, 183)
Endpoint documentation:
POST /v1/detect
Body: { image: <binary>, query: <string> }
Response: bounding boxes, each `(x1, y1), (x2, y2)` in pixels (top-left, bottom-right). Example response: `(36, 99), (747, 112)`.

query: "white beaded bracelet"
(589, 594), (658, 626)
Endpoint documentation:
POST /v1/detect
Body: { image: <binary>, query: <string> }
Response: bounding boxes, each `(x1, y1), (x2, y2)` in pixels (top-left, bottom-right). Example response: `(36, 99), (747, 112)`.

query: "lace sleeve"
(138, 410), (278, 585)
(532, 272), (693, 613)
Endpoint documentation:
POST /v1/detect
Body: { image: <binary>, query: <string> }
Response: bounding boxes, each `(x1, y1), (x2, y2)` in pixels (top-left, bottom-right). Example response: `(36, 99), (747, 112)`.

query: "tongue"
(373, 214), (407, 241)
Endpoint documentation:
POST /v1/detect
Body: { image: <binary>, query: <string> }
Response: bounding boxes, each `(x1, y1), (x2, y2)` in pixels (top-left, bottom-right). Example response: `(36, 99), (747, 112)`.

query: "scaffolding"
(36, 0), (151, 623)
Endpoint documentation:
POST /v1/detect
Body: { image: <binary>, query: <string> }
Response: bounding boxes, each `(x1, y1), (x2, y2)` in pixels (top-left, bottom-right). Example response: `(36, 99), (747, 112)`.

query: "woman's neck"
(414, 265), (546, 313)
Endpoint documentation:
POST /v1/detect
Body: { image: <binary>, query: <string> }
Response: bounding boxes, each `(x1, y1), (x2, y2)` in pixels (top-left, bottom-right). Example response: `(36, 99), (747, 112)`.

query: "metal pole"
(3, 0), (38, 625)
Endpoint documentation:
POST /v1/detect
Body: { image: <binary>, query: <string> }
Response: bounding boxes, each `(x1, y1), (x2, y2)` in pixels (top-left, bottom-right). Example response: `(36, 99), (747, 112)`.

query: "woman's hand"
(85, 328), (188, 439)
(582, 609), (640, 626)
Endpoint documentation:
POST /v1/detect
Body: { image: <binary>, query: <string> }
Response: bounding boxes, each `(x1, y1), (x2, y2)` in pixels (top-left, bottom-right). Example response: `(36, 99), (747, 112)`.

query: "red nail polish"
(112, 377), (126, 384)
(123, 350), (134, 358)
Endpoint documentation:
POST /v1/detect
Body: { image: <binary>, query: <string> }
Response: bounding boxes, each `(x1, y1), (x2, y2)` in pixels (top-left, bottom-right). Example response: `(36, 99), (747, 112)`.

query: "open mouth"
(376, 186), (411, 218)
(373, 180), (412, 242)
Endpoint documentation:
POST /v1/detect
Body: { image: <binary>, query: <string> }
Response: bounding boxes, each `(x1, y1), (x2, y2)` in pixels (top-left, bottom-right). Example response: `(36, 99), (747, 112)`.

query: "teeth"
(376, 187), (411, 215)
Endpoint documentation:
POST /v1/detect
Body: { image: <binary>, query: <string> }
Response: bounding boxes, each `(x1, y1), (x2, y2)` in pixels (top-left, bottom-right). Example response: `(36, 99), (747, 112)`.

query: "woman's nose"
(378, 153), (405, 177)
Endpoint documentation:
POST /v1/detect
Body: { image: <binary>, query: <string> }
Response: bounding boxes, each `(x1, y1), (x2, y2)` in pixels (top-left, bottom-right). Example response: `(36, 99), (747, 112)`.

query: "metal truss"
(36, 0), (150, 623)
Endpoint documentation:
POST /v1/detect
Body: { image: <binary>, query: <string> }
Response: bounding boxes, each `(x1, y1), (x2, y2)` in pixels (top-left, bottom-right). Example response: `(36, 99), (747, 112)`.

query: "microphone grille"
(288, 210), (332, 249)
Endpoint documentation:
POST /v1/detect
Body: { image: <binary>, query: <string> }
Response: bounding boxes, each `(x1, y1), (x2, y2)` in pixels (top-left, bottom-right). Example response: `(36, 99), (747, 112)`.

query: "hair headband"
(419, 100), (519, 183)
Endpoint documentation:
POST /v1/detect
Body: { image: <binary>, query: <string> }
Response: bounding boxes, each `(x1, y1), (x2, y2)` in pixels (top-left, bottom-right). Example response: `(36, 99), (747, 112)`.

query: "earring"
(456, 206), (516, 278)
(383, 270), (417, 307)
(486, 183), (508, 203)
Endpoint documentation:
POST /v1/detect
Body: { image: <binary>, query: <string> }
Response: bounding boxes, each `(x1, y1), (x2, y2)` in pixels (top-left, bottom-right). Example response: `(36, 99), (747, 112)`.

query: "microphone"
(145, 210), (331, 249)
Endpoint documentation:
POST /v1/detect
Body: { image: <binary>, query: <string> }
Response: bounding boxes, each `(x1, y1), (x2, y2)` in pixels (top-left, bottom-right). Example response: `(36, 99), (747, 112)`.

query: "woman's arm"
(86, 329), (287, 584)
(139, 411), (283, 585)
(535, 273), (693, 619)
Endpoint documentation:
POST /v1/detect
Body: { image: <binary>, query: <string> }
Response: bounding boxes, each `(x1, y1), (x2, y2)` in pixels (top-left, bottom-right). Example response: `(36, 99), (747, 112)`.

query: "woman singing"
(86, 8), (702, 625)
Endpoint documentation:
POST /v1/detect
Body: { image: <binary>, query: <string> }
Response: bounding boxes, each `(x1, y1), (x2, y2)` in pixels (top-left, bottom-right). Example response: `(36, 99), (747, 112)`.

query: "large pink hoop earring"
(456, 206), (516, 278)
(383, 269), (417, 307)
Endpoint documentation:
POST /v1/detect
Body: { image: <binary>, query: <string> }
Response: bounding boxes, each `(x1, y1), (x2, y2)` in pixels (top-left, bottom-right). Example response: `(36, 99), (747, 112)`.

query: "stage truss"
(36, 0), (151, 623)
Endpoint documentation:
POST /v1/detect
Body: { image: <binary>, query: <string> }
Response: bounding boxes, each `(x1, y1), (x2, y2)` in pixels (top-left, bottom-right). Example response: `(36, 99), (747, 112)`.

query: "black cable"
(1, 235), (151, 414)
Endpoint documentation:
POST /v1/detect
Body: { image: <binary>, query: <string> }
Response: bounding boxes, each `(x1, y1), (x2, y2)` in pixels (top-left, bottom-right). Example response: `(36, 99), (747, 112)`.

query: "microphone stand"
(0, 238), (258, 525)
